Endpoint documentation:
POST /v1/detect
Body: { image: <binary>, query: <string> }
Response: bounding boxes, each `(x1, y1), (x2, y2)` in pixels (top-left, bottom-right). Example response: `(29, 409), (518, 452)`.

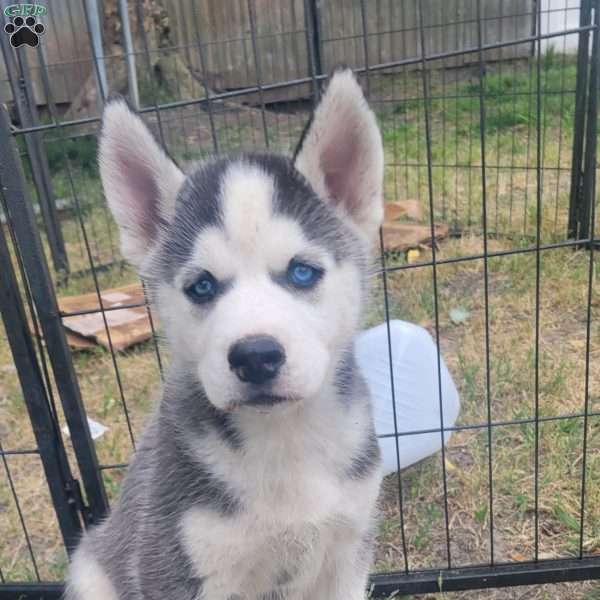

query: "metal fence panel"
(0, 0), (598, 597)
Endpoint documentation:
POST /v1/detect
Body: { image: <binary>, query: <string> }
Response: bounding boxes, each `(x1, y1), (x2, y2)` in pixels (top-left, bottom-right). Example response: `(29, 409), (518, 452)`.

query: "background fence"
(0, 0), (538, 107)
(0, 0), (599, 598)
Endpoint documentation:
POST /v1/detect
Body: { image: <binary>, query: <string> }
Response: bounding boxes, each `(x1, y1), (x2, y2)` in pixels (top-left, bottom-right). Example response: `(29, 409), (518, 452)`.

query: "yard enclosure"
(0, 0), (599, 599)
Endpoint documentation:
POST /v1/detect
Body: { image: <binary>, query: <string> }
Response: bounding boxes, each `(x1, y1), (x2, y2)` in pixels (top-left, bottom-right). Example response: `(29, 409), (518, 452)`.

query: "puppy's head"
(100, 70), (383, 411)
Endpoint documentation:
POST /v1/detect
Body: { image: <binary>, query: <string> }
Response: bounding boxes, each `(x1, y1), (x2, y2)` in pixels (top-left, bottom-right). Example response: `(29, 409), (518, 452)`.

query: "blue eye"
(287, 261), (323, 289)
(186, 272), (218, 303)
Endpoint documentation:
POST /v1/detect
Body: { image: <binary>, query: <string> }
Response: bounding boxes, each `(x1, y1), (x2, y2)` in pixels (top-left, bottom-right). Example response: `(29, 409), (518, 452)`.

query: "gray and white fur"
(66, 69), (385, 600)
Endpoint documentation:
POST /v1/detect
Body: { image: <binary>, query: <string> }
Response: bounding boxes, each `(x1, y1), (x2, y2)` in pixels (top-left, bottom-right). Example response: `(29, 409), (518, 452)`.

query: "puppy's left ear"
(99, 99), (185, 270)
(294, 69), (384, 242)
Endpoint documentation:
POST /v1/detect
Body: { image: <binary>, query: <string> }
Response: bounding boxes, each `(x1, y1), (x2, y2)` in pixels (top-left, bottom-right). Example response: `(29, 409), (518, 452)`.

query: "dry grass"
(1, 62), (599, 598)
(371, 237), (600, 599)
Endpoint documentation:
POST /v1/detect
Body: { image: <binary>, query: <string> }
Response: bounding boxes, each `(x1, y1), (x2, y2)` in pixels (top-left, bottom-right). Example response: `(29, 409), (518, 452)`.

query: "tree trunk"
(66, 0), (197, 119)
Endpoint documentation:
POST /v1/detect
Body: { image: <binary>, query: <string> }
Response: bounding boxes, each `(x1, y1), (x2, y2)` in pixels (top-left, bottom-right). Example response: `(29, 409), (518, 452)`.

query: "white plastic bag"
(354, 320), (460, 474)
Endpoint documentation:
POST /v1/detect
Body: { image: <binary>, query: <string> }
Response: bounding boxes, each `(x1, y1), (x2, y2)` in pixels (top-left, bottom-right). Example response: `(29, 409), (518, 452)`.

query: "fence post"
(0, 12), (69, 276)
(83, 0), (108, 105)
(0, 104), (110, 525)
(0, 210), (83, 552)
(568, 0), (593, 240)
(579, 0), (599, 244)
(117, 0), (140, 110)
(304, 0), (324, 98)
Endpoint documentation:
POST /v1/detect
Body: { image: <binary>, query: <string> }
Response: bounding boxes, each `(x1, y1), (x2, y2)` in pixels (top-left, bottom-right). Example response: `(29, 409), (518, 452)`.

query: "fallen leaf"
(445, 458), (457, 472)
(450, 307), (471, 325)
(406, 248), (421, 263)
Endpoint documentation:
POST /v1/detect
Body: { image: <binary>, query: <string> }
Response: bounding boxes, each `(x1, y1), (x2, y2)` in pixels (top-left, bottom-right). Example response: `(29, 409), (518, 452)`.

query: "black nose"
(228, 336), (285, 384)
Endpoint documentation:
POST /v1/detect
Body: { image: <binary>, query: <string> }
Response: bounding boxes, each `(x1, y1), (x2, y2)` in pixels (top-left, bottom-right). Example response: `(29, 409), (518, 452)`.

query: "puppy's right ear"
(99, 99), (185, 269)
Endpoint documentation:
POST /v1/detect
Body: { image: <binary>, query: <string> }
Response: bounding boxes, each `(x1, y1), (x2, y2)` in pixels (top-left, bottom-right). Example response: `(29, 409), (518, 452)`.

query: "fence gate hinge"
(64, 477), (94, 527)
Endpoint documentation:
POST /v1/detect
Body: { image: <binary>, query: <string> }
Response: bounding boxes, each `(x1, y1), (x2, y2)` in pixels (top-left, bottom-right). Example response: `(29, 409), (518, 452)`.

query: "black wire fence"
(0, 0), (598, 598)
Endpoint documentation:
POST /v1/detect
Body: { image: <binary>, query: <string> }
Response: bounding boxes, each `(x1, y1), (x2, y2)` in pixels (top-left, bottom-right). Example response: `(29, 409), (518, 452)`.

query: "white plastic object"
(63, 417), (108, 441)
(354, 320), (460, 474)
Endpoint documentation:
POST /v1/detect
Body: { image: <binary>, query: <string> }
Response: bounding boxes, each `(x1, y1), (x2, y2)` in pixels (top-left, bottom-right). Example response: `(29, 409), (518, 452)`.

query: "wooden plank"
(1, 1), (537, 108)
(316, 0), (534, 73)
(59, 282), (155, 352)
(383, 222), (450, 252)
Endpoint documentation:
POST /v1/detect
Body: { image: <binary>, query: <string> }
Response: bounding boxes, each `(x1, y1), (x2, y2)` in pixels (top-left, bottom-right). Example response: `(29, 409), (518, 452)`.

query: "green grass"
(45, 134), (98, 176)
(375, 53), (578, 238)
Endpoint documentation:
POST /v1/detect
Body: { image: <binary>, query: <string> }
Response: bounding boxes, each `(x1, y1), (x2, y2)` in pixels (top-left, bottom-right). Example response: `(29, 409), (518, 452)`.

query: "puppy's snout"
(228, 336), (285, 384)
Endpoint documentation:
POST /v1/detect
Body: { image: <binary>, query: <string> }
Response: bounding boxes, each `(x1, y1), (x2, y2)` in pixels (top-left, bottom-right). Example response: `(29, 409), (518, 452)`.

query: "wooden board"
(163, 0), (534, 104)
(383, 200), (449, 252)
(1, 1), (535, 108)
(384, 200), (424, 222)
(383, 222), (449, 252)
(59, 283), (157, 352)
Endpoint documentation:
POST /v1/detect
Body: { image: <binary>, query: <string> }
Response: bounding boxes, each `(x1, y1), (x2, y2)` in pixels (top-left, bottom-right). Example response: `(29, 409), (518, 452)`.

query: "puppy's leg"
(65, 547), (119, 600)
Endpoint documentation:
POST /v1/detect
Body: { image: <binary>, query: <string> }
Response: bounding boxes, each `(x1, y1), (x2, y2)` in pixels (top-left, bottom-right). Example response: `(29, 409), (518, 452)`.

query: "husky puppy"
(66, 69), (384, 600)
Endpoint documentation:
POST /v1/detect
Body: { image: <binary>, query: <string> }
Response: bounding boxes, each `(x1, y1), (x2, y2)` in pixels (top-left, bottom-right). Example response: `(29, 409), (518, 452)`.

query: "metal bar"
(381, 237), (599, 274)
(552, 5), (572, 235)
(305, 0), (323, 78)
(190, 0), (220, 153)
(0, 104), (110, 524)
(579, 0), (599, 242)
(134, 0), (167, 144)
(83, 0), (108, 104)
(118, 0), (140, 110)
(367, 556), (600, 596)
(475, 0), (495, 565)
(578, 0), (600, 557)
(0, 449), (39, 457)
(99, 463), (129, 471)
(375, 410), (600, 440)
(378, 229), (410, 573)
(303, 0), (321, 102)
(48, 401), (600, 471)
(568, 0), (592, 238)
(358, 0), (370, 96)
(57, 259), (127, 285)
(0, 201), (82, 552)
(60, 302), (146, 318)
(140, 280), (164, 381)
(533, 0), (544, 560)
(416, 0), (452, 569)
(0, 583), (63, 600)
(379, 161), (573, 171)
(246, 0), (270, 147)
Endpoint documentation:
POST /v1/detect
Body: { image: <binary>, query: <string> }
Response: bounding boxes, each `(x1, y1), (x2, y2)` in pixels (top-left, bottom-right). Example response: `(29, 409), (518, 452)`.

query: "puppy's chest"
(182, 489), (348, 598)
(234, 437), (347, 520)
(212, 410), (358, 520)
(180, 433), (358, 591)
